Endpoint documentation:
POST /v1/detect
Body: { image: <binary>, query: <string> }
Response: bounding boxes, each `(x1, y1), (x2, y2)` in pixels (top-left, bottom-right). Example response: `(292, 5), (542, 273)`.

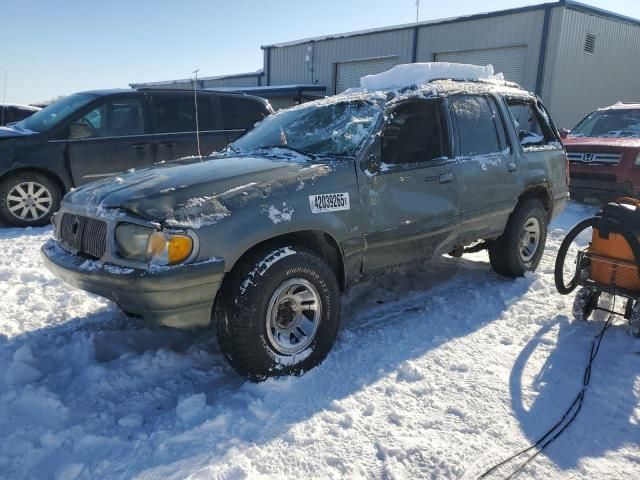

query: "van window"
(152, 95), (216, 133)
(507, 100), (557, 148)
(382, 100), (449, 165)
(75, 99), (145, 138)
(220, 97), (268, 130)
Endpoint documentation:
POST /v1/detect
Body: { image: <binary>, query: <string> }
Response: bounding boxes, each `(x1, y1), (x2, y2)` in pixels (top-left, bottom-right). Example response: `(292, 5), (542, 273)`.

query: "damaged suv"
(42, 70), (568, 380)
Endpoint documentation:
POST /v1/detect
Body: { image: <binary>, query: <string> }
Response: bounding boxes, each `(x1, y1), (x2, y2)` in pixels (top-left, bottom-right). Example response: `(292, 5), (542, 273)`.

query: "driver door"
(66, 96), (155, 185)
(360, 99), (460, 272)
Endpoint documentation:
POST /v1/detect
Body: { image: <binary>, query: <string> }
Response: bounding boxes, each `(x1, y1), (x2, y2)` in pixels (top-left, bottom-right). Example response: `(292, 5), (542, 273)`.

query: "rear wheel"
(215, 246), (340, 381)
(629, 303), (640, 338)
(488, 199), (547, 277)
(0, 172), (61, 227)
(572, 288), (599, 322)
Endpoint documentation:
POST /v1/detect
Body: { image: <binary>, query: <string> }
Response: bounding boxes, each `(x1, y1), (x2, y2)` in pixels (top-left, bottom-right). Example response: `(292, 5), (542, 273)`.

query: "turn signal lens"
(635, 153), (640, 166)
(147, 232), (193, 265)
(167, 235), (193, 264)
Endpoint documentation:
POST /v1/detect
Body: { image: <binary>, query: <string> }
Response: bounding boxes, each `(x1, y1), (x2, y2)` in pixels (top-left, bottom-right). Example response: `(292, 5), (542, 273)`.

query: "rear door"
(150, 92), (227, 161)
(66, 95), (154, 185)
(219, 95), (270, 144)
(449, 94), (520, 242)
(360, 98), (460, 272)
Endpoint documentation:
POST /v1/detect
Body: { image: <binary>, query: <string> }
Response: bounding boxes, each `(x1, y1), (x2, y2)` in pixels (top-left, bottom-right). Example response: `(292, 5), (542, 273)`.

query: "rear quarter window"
(220, 97), (269, 130)
(450, 95), (505, 156)
(506, 99), (560, 150)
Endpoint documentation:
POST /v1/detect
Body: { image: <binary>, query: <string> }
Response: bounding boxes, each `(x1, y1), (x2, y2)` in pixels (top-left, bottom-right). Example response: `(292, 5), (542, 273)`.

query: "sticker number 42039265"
(309, 193), (350, 213)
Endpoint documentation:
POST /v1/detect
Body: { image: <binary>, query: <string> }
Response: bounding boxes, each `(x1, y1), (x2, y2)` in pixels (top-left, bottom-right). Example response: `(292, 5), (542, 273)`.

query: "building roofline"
(129, 69), (263, 88)
(260, 1), (639, 49)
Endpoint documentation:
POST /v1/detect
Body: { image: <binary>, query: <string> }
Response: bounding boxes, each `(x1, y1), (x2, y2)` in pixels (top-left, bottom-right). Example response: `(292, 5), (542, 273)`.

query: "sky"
(1, 0), (639, 104)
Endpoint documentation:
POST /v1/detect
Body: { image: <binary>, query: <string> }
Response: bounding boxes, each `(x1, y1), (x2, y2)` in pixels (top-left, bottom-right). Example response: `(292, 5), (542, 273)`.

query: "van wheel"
(215, 246), (340, 381)
(0, 172), (62, 227)
(488, 199), (547, 277)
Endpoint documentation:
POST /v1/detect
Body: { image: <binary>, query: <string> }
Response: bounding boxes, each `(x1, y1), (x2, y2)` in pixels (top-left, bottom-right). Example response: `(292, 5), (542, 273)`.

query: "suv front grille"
(59, 213), (107, 259)
(567, 152), (622, 165)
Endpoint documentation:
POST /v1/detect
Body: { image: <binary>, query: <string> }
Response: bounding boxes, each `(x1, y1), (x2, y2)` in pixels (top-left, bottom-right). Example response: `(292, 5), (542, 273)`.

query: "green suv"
(42, 78), (569, 380)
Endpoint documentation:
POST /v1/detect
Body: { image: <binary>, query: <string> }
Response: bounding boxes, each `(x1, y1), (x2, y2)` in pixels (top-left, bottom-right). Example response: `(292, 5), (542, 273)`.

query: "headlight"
(115, 223), (194, 265)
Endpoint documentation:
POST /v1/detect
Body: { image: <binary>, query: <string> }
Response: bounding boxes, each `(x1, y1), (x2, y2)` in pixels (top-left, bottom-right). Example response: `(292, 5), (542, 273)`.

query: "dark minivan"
(0, 89), (272, 226)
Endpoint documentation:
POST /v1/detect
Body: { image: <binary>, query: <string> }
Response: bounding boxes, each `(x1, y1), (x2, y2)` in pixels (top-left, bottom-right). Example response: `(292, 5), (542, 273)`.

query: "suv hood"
(563, 136), (640, 149)
(64, 154), (336, 223)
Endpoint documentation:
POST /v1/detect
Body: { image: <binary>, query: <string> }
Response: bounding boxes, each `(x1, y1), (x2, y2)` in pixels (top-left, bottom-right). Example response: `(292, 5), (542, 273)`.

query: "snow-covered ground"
(0, 202), (638, 480)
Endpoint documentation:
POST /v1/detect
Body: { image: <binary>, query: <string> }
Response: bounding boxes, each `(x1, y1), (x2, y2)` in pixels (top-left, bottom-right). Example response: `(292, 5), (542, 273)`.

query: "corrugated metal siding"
(544, 8), (640, 128)
(435, 46), (528, 86)
(201, 75), (261, 88)
(335, 56), (399, 92)
(415, 9), (546, 94)
(269, 29), (413, 93)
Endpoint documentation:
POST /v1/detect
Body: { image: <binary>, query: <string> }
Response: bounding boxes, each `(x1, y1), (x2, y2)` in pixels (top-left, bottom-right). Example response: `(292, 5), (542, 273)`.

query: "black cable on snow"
(478, 296), (616, 479)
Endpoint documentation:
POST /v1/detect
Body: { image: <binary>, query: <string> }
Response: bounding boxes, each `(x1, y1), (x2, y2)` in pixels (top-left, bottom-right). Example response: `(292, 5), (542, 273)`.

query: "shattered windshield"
(570, 109), (640, 138)
(230, 99), (381, 157)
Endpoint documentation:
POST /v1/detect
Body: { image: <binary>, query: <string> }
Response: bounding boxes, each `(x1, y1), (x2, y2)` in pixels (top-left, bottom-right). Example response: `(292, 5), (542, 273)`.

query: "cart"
(555, 197), (640, 337)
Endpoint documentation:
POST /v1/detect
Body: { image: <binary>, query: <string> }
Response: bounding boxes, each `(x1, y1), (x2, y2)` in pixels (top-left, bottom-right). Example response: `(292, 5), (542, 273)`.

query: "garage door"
(435, 46), (528, 86)
(336, 57), (399, 93)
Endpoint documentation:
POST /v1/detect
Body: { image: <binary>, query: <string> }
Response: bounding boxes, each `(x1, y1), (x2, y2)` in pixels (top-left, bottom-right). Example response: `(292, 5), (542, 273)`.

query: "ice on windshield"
(570, 109), (640, 138)
(230, 100), (381, 157)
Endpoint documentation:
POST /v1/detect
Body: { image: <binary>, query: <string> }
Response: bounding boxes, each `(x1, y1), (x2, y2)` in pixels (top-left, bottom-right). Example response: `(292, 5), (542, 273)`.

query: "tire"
(488, 199), (548, 278)
(215, 246), (341, 381)
(629, 303), (640, 338)
(572, 288), (599, 322)
(554, 217), (598, 295)
(0, 171), (62, 227)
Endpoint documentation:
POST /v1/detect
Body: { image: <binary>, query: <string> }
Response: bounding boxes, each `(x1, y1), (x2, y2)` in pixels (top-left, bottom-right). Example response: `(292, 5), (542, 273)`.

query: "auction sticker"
(309, 193), (350, 213)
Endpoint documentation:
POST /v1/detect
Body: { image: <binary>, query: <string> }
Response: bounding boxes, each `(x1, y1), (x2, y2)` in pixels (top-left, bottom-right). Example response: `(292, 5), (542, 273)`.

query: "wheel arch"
(0, 167), (68, 196)
(517, 185), (552, 219)
(225, 229), (347, 292)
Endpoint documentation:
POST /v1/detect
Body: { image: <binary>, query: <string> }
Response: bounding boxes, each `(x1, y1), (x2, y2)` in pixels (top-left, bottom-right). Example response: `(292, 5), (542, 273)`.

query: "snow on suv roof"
(601, 101), (640, 110)
(358, 62), (505, 91)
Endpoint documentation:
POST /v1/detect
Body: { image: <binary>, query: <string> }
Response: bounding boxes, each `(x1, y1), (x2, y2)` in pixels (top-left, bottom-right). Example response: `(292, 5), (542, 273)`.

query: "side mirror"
(69, 122), (92, 140)
(559, 128), (570, 139)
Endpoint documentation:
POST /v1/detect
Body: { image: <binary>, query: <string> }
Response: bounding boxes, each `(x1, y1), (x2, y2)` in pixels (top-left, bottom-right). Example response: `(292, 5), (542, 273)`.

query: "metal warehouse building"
(132, 0), (640, 127)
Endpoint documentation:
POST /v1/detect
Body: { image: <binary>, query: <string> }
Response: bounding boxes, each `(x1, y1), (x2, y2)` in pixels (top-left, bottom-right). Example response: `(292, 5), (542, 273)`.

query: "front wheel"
(0, 172), (62, 227)
(215, 246), (340, 381)
(488, 199), (548, 278)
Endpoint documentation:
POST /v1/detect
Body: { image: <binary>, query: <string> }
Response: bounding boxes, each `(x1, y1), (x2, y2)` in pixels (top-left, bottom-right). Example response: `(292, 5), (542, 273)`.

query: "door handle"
(132, 143), (150, 150)
(439, 172), (454, 184)
(507, 161), (517, 172)
(159, 142), (175, 148)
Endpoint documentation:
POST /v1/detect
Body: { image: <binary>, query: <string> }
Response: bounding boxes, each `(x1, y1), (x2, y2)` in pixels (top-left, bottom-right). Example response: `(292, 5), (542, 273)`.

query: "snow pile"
(0, 204), (639, 479)
(359, 62), (505, 91)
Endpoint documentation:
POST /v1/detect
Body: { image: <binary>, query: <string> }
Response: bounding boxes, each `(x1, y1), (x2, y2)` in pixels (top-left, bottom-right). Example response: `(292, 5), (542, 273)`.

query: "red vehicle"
(562, 102), (640, 202)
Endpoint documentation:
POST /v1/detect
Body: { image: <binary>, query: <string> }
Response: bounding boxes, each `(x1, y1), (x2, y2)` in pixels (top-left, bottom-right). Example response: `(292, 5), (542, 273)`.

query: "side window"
(73, 99), (145, 138)
(381, 100), (449, 166)
(151, 95), (216, 133)
(450, 95), (503, 156)
(220, 97), (268, 130)
(507, 100), (558, 148)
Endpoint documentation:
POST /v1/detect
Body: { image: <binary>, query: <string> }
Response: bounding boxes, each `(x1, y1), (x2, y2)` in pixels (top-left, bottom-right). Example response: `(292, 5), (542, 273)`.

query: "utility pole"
(192, 69), (202, 159)
(1, 71), (7, 127)
(415, 0), (420, 22)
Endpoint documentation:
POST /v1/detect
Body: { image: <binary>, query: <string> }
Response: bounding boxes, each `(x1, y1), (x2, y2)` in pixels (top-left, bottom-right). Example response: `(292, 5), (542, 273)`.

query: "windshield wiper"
(258, 145), (317, 160)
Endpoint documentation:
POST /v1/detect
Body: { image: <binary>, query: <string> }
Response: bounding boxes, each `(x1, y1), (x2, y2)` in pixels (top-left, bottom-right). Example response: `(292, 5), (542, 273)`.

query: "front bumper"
(41, 240), (225, 329)
(569, 177), (634, 201)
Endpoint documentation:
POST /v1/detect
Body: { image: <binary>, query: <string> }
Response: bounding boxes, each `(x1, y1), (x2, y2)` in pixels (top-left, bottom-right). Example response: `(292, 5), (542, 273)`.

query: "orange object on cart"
(589, 197), (640, 291)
